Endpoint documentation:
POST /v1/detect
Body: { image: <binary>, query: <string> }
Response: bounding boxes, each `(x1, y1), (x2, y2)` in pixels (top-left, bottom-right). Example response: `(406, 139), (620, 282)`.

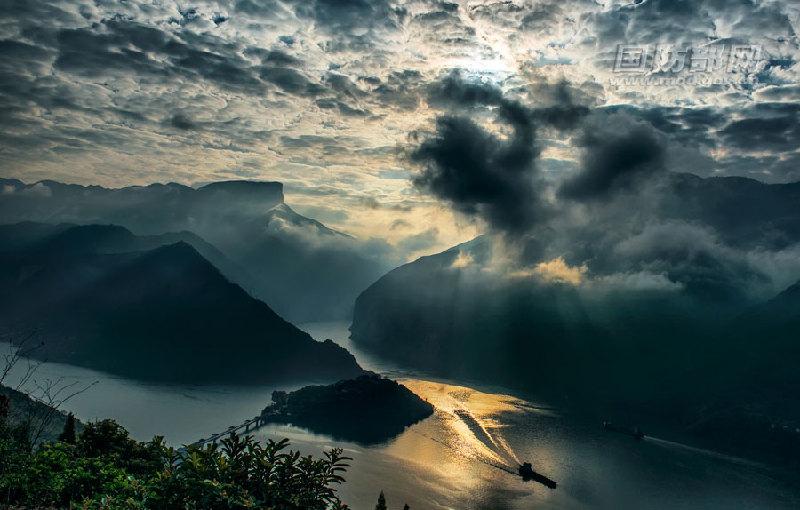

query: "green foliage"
(0, 411), (352, 509)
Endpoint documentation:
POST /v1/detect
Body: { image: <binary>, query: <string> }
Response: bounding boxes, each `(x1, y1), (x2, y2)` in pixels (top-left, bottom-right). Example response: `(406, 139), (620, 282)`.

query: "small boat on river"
(518, 462), (558, 489)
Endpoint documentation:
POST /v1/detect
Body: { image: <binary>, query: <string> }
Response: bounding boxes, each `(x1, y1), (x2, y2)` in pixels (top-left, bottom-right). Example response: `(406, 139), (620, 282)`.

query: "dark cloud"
(245, 47), (303, 67)
(233, 0), (286, 16)
(410, 113), (543, 232)
(410, 73), (590, 232)
(560, 114), (666, 200)
(358, 75), (381, 85)
(259, 66), (324, 96)
(429, 72), (589, 130)
(290, 0), (406, 33)
(54, 21), (171, 78)
(720, 104), (800, 151)
(51, 17), (268, 94)
(175, 48), (264, 91)
(169, 113), (196, 130)
(324, 73), (366, 99)
(408, 69), (800, 305)
(755, 85), (800, 102)
(427, 72), (507, 109)
(575, 103), (800, 183)
(0, 39), (51, 69)
(280, 134), (338, 148)
(367, 69), (424, 110)
(315, 98), (369, 116)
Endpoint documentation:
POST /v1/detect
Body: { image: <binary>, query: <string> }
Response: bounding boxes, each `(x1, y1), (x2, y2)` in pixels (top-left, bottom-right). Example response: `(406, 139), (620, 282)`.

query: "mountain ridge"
(0, 178), (390, 322)
(0, 224), (364, 384)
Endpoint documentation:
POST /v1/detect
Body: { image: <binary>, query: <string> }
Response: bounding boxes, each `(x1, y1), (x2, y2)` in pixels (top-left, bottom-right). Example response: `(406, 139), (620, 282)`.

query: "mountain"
(0, 224), (363, 384)
(351, 173), (800, 394)
(350, 242), (800, 464)
(726, 279), (800, 384)
(349, 174), (800, 463)
(665, 279), (800, 465)
(0, 179), (392, 322)
(663, 173), (800, 250)
(350, 236), (721, 398)
(0, 221), (252, 287)
(0, 179), (285, 234)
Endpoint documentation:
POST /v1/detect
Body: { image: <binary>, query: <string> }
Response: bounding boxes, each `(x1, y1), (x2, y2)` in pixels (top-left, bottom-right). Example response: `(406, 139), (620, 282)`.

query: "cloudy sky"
(1, 0), (798, 255)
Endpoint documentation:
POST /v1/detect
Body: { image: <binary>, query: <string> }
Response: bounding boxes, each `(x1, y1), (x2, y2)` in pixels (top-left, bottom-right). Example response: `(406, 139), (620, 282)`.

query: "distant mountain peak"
(265, 202), (352, 239)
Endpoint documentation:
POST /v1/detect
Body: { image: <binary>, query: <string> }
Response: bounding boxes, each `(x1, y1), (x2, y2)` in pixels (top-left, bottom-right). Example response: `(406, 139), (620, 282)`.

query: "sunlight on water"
(397, 379), (528, 467)
(3, 338), (800, 510)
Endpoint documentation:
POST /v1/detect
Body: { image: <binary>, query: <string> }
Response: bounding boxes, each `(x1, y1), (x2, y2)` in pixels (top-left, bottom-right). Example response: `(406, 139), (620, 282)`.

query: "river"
(3, 322), (799, 510)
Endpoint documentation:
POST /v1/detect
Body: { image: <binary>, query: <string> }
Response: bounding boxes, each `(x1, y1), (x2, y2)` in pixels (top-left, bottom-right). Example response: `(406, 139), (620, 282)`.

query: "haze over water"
(3, 325), (798, 510)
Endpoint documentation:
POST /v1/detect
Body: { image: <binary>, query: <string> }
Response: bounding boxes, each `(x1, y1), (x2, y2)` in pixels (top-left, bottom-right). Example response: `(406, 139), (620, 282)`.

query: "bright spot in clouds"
(528, 257), (588, 285)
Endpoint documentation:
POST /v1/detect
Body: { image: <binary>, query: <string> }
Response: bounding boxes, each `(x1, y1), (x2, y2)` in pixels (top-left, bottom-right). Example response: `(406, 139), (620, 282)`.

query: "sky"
(0, 0), (798, 256)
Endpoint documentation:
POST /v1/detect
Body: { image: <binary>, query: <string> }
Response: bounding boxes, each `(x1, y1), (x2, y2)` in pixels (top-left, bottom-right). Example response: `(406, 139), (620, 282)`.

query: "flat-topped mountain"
(0, 178), (392, 322)
(0, 223), (363, 384)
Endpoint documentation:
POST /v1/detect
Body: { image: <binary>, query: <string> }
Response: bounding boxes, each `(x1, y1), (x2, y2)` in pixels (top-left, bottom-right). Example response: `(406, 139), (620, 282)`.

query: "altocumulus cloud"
(0, 0), (797, 247)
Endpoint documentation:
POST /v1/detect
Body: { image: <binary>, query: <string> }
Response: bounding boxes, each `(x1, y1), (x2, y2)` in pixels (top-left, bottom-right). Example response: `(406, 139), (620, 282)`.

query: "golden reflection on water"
(262, 378), (564, 508)
(380, 379), (543, 496)
(400, 379), (524, 462)
(381, 379), (568, 509)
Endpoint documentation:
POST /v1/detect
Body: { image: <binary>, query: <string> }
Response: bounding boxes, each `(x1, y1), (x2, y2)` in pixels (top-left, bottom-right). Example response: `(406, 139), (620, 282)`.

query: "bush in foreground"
(1, 412), (351, 509)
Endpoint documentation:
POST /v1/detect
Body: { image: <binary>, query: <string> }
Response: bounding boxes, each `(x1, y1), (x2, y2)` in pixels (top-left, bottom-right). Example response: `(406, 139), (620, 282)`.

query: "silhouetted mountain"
(0, 221), (253, 292)
(0, 224), (363, 384)
(352, 174), (800, 397)
(661, 280), (800, 466)
(663, 173), (800, 250)
(0, 179), (392, 322)
(350, 173), (800, 464)
(351, 236), (721, 397)
(261, 374), (434, 445)
(351, 246), (800, 464)
(727, 279), (800, 384)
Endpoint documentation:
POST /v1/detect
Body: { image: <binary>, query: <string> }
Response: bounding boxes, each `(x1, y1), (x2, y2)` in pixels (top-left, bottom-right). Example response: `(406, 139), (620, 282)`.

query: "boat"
(518, 462), (558, 489)
(602, 421), (645, 440)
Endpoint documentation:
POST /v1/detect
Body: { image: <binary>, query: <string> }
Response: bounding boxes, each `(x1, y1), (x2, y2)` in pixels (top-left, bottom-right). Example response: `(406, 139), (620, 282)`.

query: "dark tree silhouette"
(404, 504), (410, 510)
(375, 490), (387, 510)
(0, 395), (8, 421)
(58, 413), (76, 444)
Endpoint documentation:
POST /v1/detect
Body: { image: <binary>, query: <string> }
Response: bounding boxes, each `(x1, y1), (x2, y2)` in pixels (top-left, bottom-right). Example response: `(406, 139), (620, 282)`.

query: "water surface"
(3, 326), (799, 510)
